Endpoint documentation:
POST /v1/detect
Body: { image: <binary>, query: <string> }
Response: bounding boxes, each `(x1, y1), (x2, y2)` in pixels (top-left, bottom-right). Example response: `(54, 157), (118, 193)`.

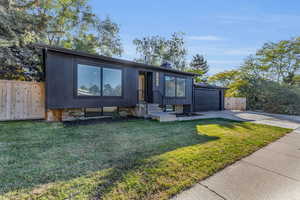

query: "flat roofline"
(194, 84), (228, 90)
(36, 44), (197, 76)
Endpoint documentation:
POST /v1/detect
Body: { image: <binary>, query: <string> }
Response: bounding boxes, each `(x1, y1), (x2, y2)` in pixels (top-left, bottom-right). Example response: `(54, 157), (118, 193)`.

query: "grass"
(0, 119), (292, 200)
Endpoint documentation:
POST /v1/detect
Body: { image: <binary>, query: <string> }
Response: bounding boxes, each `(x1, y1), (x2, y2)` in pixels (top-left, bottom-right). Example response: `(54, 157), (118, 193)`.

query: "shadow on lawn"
(209, 118), (255, 130)
(1, 120), (219, 196)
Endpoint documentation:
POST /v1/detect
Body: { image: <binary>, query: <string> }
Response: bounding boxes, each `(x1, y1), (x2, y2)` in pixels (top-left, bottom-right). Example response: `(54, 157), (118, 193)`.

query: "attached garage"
(193, 84), (226, 112)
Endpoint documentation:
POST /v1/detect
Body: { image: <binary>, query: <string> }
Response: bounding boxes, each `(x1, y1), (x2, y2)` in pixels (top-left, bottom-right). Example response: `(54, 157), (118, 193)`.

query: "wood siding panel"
(0, 80), (45, 121)
(225, 97), (246, 111)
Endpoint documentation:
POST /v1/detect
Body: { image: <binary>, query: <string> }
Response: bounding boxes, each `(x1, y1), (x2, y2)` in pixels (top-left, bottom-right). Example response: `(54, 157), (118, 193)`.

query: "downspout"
(43, 48), (47, 107)
(191, 77), (194, 113)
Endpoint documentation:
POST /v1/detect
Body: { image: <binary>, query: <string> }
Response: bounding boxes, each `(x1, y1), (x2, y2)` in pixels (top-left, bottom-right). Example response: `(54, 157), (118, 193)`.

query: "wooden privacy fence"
(225, 97), (246, 111)
(0, 80), (45, 121)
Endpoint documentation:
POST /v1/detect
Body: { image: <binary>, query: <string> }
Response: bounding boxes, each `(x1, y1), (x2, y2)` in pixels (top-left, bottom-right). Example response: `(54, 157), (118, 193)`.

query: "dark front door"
(145, 72), (153, 103)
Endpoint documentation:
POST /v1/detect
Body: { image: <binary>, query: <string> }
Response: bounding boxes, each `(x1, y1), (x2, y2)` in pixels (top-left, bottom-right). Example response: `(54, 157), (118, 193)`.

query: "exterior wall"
(46, 50), (194, 110)
(46, 51), (138, 109)
(152, 71), (193, 105)
(193, 87), (225, 112)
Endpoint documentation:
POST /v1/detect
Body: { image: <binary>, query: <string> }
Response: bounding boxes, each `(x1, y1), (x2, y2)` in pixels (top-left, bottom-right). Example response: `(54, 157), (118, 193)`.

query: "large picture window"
(176, 78), (186, 97)
(165, 76), (186, 97)
(77, 64), (101, 96)
(103, 68), (122, 96)
(77, 64), (122, 97)
(165, 76), (176, 97)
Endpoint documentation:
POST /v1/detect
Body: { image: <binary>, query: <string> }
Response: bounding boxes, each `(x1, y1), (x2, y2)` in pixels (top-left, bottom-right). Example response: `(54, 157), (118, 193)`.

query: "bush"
(241, 80), (300, 115)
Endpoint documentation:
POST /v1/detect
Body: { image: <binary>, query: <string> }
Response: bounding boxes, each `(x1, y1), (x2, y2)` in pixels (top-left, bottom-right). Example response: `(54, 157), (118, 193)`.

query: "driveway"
(172, 111), (300, 200)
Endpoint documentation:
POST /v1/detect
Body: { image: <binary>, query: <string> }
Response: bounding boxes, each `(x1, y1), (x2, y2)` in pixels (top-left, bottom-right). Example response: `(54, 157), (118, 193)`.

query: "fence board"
(225, 97), (246, 111)
(0, 80), (45, 121)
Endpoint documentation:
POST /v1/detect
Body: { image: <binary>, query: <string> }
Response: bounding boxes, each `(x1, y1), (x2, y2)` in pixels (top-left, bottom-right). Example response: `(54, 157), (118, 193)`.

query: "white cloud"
(188, 35), (223, 41)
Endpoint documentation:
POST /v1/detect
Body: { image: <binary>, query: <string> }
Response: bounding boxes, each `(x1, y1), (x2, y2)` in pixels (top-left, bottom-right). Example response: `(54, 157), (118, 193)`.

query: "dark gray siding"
(46, 51), (194, 109)
(193, 88), (224, 112)
(152, 72), (193, 105)
(46, 51), (138, 109)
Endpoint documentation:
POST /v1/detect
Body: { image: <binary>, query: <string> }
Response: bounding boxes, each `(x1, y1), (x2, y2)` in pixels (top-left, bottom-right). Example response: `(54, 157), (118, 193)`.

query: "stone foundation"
(118, 107), (136, 117)
(61, 109), (85, 121)
(46, 107), (137, 122)
(46, 109), (63, 122)
(175, 105), (183, 114)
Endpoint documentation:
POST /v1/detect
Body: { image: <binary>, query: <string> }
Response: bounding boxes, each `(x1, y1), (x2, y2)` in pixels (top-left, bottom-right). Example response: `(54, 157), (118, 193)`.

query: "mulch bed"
(63, 116), (141, 126)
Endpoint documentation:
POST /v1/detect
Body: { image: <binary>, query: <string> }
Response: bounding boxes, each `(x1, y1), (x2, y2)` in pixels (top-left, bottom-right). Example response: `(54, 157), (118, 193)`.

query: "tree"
(0, 0), (44, 81)
(96, 17), (123, 56)
(133, 32), (187, 71)
(292, 74), (300, 86)
(207, 37), (300, 114)
(4, 0), (123, 55)
(256, 38), (300, 84)
(188, 54), (209, 82)
(0, 0), (123, 81)
(208, 70), (240, 87)
(62, 16), (123, 56)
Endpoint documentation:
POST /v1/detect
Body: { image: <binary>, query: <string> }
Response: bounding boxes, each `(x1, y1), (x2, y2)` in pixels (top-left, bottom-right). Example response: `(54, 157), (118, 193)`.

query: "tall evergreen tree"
(189, 54), (209, 82)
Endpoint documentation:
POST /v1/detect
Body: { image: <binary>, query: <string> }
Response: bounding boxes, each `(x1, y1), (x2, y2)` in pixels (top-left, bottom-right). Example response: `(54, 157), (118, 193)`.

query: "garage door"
(193, 88), (221, 112)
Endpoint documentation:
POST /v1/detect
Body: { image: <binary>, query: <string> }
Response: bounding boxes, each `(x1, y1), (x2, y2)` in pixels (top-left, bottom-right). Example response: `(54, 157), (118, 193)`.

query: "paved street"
(172, 112), (300, 200)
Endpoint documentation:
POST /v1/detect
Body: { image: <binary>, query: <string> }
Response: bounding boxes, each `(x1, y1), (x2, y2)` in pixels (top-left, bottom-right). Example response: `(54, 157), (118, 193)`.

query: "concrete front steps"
(135, 103), (177, 122)
(145, 103), (176, 122)
(149, 112), (177, 122)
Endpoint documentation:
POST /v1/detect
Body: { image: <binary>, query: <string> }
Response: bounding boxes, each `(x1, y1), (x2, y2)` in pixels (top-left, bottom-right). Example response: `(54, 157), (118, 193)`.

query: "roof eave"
(35, 44), (197, 76)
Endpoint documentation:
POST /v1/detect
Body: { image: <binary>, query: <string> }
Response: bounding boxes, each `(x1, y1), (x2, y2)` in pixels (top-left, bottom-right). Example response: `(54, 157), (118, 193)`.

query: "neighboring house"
(40, 45), (225, 121)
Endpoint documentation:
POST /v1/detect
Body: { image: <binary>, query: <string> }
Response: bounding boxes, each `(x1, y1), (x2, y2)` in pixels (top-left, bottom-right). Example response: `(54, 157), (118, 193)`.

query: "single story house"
(39, 45), (225, 121)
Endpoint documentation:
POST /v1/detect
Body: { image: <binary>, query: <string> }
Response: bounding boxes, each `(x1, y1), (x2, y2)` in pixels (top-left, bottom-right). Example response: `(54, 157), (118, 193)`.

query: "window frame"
(164, 74), (187, 98)
(176, 77), (186, 97)
(77, 64), (102, 97)
(164, 75), (176, 97)
(102, 67), (123, 97)
(74, 59), (124, 99)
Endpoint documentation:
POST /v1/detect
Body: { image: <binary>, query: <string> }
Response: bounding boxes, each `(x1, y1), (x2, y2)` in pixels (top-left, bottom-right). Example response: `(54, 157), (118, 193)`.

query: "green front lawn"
(0, 119), (291, 200)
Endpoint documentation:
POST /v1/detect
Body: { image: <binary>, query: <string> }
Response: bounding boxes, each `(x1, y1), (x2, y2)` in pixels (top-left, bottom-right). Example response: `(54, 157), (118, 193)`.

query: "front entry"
(138, 71), (153, 103)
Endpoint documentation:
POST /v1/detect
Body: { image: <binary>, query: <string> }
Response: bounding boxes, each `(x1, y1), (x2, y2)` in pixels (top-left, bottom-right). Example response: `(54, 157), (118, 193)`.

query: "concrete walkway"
(172, 111), (300, 200)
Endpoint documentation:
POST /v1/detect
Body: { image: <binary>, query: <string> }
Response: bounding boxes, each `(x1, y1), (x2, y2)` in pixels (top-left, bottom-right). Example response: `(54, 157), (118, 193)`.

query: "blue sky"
(89, 0), (300, 75)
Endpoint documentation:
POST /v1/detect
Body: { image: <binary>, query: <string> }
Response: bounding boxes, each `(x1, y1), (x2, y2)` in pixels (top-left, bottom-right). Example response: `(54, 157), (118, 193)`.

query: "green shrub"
(241, 80), (300, 115)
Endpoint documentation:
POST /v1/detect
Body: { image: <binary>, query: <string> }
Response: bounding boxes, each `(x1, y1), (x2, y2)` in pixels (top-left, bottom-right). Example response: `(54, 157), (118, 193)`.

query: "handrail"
(138, 89), (170, 107)
(153, 90), (166, 106)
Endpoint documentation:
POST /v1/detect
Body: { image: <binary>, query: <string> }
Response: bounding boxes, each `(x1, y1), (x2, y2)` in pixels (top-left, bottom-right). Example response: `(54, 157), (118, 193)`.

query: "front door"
(145, 72), (153, 103)
(138, 74), (145, 102)
(138, 72), (153, 103)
